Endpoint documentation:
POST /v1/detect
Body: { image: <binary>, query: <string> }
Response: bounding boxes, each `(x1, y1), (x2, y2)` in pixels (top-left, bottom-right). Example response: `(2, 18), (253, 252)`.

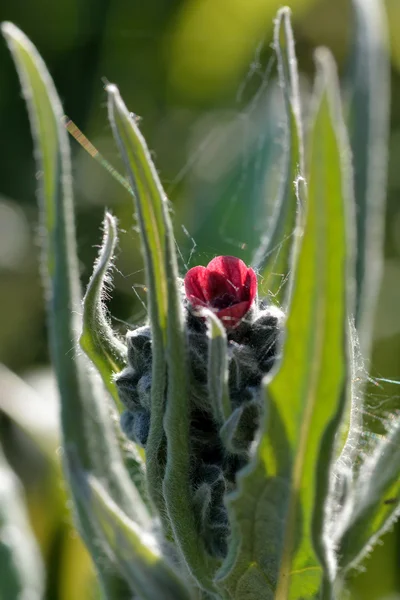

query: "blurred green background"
(0, 0), (399, 598)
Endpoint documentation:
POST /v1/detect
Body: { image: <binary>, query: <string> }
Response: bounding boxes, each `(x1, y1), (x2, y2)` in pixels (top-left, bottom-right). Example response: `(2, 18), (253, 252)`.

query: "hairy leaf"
(2, 23), (150, 598)
(108, 85), (218, 591)
(107, 85), (169, 526)
(254, 7), (304, 307)
(271, 48), (354, 600)
(217, 48), (354, 600)
(80, 212), (127, 401)
(206, 310), (231, 425)
(163, 184), (219, 589)
(73, 469), (192, 600)
(336, 419), (400, 574)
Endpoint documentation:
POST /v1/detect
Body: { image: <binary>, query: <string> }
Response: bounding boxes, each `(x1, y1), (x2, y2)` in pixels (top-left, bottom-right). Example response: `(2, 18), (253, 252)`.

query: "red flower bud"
(184, 256), (257, 329)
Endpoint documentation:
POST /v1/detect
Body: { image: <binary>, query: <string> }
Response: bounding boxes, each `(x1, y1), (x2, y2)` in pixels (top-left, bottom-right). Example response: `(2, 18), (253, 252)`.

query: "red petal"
(184, 266), (209, 305)
(207, 256), (249, 297)
(216, 300), (253, 329)
(243, 267), (257, 303)
(206, 271), (237, 307)
(184, 256), (258, 325)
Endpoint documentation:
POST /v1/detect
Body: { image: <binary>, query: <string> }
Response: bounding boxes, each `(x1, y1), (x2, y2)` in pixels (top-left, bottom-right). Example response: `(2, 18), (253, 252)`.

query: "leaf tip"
(1, 21), (17, 38)
(1, 22), (29, 50)
(104, 210), (117, 234)
(105, 83), (122, 111)
(276, 6), (292, 19)
(105, 82), (119, 95)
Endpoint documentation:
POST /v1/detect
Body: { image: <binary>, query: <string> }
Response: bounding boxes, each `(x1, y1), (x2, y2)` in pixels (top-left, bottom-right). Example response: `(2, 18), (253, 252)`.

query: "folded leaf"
(80, 212), (128, 400)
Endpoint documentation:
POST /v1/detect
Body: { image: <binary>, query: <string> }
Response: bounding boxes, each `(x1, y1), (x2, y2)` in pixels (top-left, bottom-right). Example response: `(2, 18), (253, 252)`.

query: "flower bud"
(115, 257), (284, 558)
(184, 256), (257, 330)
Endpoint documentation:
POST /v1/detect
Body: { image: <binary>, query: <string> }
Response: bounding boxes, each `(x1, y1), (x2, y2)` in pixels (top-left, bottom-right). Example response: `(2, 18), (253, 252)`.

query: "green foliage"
(1, 2), (398, 600)
(73, 469), (192, 600)
(347, 0), (390, 358)
(254, 8), (305, 306)
(215, 44), (354, 600)
(337, 419), (400, 576)
(1, 20), (185, 600)
(107, 85), (170, 528)
(274, 47), (354, 598)
(108, 83), (219, 592)
(80, 212), (127, 401)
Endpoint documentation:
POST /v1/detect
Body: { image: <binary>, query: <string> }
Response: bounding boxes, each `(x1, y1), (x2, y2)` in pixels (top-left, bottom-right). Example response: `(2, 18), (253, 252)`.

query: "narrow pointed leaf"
(271, 48), (354, 600)
(347, 0), (389, 357)
(75, 471), (193, 600)
(1, 21), (149, 524)
(163, 202), (219, 592)
(107, 85), (168, 523)
(80, 212), (128, 402)
(254, 7), (304, 306)
(2, 23), (150, 597)
(107, 85), (218, 590)
(80, 213), (148, 504)
(106, 85), (167, 336)
(217, 49), (354, 600)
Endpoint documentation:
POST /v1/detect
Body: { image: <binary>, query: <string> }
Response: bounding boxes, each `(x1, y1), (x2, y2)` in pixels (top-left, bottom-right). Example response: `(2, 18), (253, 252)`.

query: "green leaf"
(206, 310), (231, 425)
(333, 319), (365, 475)
(217, 49), (354, 600)
(271, 48), (355, 600)
(0, 445), (44, 600)
(73, 468), (193, 600)
(220, 401), (260, 456)
(332, 0), (394, 584)
(80, 213), (149, 507)
(216, 453), (288, 599)
(107, 85), (168, 525)
(336, 418), (400, 575)
(106, 86), (168, 337)
(107, 84), (218, 592)
(347, 0), (390, 357)
(163, 204), (219, 593)
(254, 7), (305, 307)
(80, 212), (128, 403)
(2, 22), (150, 598)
